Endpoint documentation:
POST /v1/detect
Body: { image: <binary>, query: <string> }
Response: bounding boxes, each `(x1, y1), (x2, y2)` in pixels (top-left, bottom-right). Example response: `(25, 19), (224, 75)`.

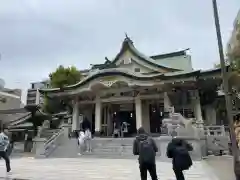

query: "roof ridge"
(150, 48), (190, 60)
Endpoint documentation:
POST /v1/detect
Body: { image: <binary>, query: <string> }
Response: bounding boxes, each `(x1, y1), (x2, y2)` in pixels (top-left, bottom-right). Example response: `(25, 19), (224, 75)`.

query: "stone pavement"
(205, 156), (235, 180)
(0, 157), (219, 180)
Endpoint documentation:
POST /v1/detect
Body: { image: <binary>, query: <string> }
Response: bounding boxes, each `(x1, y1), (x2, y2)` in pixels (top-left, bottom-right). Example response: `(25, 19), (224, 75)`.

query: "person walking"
(166, 137), (193, 180)
(82, 117), (92, 152)
(0, 128), (11, 173)
(133, 127), (158, 180)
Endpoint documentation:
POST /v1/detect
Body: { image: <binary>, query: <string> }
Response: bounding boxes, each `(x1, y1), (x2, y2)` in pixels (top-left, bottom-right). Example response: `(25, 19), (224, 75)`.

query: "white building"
(0, 80), (27, 129)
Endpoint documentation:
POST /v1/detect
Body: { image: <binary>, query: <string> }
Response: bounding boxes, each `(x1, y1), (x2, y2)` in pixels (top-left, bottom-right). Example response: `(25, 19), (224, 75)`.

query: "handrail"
(44, 128), (63, 146)
(44, 127), (64, 157)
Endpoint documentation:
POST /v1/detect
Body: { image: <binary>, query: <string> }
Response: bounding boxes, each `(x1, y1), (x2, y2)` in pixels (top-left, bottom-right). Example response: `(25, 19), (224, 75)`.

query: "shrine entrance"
(115, 110), (136, 136)
(101, 102), (136, 137)
(149, 102), (164, 133)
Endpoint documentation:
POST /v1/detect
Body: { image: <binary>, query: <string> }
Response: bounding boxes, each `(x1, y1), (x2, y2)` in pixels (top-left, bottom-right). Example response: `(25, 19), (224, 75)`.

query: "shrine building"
(39, 36), (223, 136)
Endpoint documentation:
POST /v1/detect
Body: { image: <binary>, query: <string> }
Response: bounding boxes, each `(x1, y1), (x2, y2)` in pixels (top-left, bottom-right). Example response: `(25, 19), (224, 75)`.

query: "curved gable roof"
(105, 37), (180, 71)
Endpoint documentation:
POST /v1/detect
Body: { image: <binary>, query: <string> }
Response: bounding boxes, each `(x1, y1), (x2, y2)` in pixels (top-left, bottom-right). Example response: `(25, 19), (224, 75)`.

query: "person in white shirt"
(78, 131), (85, 155)
(0, 128), (11, 173)
(81, 117), (92, 152)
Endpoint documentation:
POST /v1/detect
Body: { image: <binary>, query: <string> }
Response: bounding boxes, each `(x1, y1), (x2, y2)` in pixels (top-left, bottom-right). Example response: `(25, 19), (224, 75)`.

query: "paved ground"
(0, 157), (219, 180)
(205, 156), (235, 180)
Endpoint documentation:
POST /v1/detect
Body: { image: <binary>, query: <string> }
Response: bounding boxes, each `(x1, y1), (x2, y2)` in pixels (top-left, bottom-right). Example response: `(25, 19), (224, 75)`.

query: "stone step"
(94, 145), (133, 150)
(48, 137), (164, 158)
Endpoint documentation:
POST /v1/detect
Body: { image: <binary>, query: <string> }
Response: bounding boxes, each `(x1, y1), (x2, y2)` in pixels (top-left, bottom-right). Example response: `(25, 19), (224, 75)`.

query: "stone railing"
(34, 127), (65, 158)
(204, 125), (226, 136)
(44, 127), (65, 157)
(33, 120), (67, 158)
(203, 125), (230, 155)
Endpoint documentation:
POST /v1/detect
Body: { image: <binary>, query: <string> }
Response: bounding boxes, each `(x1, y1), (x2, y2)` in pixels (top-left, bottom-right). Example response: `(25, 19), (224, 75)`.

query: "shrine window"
(134, 68), (140, 72)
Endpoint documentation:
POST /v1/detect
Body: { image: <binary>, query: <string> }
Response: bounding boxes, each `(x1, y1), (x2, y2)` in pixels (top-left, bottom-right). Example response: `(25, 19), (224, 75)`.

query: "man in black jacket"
(167, 137), (193, 180)
(133, 127), (158, 180)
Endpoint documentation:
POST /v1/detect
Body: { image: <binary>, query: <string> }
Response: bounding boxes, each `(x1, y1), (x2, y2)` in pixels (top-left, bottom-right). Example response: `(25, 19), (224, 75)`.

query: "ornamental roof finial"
(125, 32), (129, 39)
(124, 32), (133, 44)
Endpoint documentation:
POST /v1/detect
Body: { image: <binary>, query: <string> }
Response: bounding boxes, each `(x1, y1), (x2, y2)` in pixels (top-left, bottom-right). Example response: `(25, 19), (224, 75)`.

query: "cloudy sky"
(0, 0), (239, 102)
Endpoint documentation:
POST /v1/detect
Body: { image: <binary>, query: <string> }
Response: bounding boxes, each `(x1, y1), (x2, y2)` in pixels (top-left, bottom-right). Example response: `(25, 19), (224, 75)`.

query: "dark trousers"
(139, 162), (158, 180)
(173, 168), (185, 180)
(6, 143), (13, 156)
(0, 151), (11, 172)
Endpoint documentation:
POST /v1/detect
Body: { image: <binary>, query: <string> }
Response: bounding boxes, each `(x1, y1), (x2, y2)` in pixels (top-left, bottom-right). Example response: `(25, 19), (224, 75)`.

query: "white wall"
(0, 92), (22, 110)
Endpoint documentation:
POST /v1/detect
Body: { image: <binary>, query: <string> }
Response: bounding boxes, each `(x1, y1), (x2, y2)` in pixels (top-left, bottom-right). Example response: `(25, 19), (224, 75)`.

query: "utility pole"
(212, 0), (240, 179)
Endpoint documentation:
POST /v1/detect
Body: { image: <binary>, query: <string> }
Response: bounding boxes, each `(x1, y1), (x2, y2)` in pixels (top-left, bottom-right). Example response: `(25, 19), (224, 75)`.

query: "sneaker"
(6, 171), (12, 177)
(78, 153), (82, 156)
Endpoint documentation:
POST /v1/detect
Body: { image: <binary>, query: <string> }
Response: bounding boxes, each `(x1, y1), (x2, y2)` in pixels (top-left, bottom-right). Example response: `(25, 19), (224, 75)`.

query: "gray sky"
(0, 0), (239, 102)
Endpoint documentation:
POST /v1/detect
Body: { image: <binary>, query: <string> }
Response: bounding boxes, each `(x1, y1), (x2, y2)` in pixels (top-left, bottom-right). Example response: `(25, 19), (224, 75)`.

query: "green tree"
(214, 27), (240, 90)
(43, 65), (82, 113)
(228, 27), (240, 90)
(49, 65), (82, 88)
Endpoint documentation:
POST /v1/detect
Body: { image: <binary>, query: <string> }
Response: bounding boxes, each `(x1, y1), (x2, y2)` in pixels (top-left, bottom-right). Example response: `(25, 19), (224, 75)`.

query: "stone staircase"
(49, 137), (136, 159)
(91, 138), (134, 157)
(48, 136), (166, 159)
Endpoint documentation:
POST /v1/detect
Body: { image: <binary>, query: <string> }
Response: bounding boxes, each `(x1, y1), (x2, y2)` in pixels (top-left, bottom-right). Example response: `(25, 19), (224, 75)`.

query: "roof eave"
(39, 70), (201, 94)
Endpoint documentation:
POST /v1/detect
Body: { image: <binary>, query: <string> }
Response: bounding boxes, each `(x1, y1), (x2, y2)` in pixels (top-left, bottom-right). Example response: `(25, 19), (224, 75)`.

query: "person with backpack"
(133, 127), (158, 180)
(167, 137), (193, 180)
(0, 128), (11, 173)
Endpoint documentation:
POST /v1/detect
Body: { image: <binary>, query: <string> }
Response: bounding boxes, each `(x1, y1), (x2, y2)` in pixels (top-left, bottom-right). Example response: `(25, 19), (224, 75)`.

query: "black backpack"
(174, 146), (193, 170)
(139, 138), (155, 163)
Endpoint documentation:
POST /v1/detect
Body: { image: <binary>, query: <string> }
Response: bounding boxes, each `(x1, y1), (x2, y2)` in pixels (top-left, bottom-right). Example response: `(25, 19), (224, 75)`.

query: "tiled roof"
(82, 38), (189, 72)
(150, 49), (189, 60)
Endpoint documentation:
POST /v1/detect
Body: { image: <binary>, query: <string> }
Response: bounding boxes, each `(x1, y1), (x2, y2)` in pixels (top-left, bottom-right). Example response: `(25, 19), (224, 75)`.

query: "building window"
(134, 68), (140, 72)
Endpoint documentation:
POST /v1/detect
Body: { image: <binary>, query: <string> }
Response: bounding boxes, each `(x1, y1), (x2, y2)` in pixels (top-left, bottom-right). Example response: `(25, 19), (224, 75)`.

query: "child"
(167, 137), (193, 180)
(78, 131), (85, 156)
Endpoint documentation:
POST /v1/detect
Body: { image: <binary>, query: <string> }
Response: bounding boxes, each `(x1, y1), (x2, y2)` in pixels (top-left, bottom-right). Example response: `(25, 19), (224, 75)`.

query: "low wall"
(91, 136), (204, 160)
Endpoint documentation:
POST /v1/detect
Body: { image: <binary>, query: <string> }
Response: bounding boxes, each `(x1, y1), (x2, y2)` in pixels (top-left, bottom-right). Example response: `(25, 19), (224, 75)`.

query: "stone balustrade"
(33, 126), (66, 158)
(204, 125), (226, 136)
(203, 125), (230, 155)
(44, 127), (65, 157)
